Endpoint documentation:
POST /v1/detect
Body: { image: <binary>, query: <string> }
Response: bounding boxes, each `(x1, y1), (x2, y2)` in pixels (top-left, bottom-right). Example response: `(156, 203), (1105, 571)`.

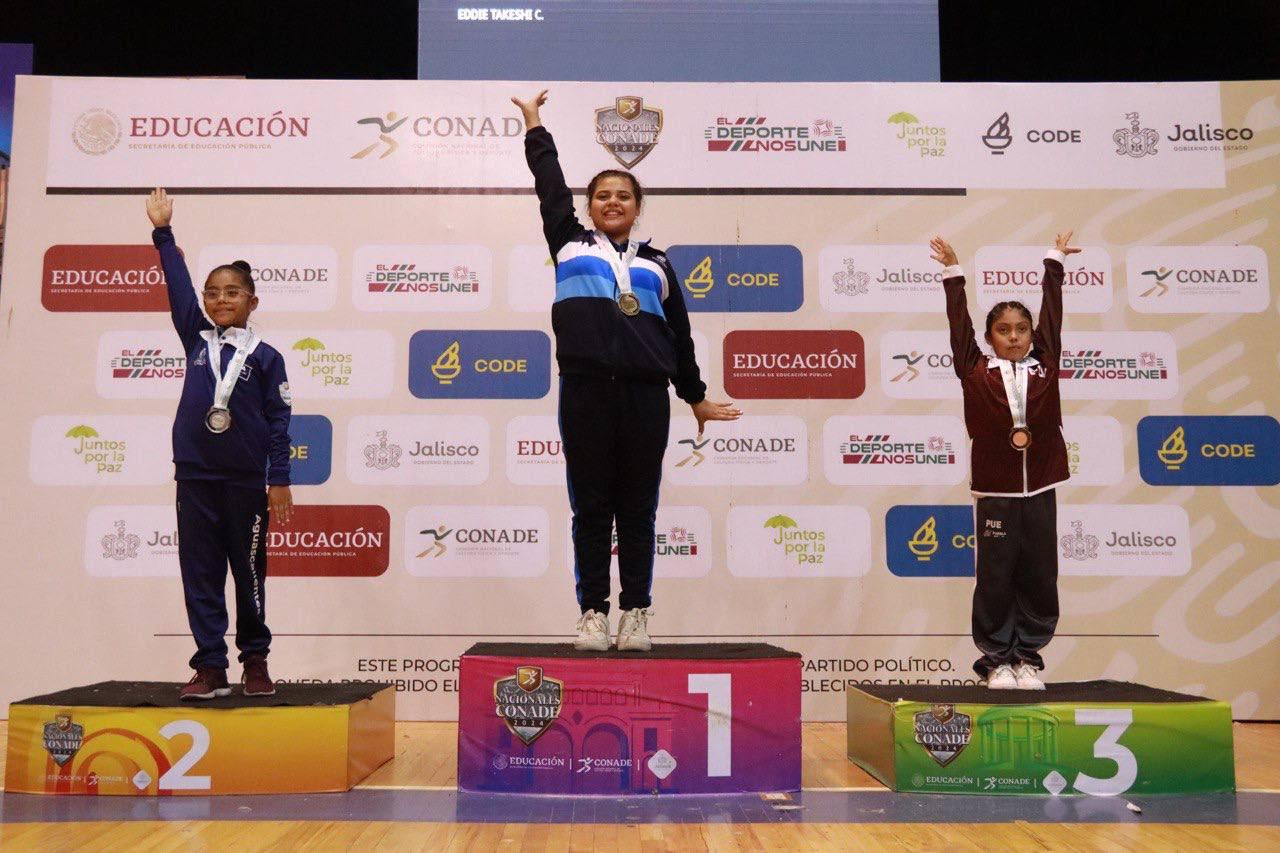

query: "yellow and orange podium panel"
(5, 681), (394, 796)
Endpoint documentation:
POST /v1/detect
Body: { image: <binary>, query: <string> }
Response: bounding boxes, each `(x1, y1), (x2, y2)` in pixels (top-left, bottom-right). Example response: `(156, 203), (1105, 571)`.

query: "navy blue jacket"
(152, 226), (292, 487)
(525, 127), (706, 404)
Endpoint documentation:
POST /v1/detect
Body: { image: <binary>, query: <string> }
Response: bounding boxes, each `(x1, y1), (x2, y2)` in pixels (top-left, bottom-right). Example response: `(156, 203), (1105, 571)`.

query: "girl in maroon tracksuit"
(931, 232), (1080, 690)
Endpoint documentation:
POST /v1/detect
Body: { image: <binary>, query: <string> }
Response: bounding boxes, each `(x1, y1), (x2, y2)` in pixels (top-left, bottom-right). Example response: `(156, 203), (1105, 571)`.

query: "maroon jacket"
(945, 257), (1070, 496)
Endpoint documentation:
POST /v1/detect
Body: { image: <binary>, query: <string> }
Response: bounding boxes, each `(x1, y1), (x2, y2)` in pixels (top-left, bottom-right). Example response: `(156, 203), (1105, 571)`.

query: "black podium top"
(856, 680), (1216, 705)
(464, 642), (800, 661)
(12, 680), (392, 710)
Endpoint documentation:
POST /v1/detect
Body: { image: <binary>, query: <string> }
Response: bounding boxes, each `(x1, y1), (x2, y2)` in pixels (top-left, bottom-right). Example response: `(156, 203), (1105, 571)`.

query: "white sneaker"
(616, 608), (652, 652)
(986, 664), (1018, 689)
(1013, 663), (1046, 690)
(574, 610), (610, 651)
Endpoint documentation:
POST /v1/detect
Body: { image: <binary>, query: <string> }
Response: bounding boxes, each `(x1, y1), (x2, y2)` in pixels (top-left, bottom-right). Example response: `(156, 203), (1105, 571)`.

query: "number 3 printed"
(1073, 709), (1138, 796)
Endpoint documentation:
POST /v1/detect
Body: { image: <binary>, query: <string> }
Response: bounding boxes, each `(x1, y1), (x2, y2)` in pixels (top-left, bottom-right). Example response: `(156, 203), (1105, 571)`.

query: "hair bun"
(231, 260), (252, 275)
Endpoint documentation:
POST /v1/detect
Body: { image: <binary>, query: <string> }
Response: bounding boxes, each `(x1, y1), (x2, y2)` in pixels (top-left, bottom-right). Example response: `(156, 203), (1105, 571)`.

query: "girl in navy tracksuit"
(512, 90), (741, 652)
(931, 232), (1080, 690)
(146, 189), (293, 700)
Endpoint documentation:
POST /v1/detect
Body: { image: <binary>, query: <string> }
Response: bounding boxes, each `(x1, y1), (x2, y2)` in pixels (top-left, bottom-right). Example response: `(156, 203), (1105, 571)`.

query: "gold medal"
(617, 292), (641, 316)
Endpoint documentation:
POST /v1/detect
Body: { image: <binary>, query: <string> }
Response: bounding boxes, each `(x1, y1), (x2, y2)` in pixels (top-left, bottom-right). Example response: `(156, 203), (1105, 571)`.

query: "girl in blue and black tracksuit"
(146, 189), (293, 699)
(512, 90), (740, 652)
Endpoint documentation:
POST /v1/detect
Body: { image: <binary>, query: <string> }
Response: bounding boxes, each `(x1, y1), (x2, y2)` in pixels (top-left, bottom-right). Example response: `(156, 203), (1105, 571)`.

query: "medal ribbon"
(994, 357), (1030, 429)
(593, 232), (640, 301)
(201, 327), (259, 411)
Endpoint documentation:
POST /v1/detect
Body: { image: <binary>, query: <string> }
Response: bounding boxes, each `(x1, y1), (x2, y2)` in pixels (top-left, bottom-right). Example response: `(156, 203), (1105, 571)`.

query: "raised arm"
(147, 189), (211, 350)
(513, 90), (585, 257)
(1033, 230), (1080, 363)
(931, 236), (983, 377)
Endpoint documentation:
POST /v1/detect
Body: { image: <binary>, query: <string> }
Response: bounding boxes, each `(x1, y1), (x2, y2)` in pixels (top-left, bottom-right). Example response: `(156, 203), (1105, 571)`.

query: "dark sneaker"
(180, 667), (232, 700)
(241, 655), (276, 696)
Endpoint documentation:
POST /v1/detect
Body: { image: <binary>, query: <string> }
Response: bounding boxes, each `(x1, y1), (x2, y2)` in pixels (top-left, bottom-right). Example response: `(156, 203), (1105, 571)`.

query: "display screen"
(418, 1), (939, 82)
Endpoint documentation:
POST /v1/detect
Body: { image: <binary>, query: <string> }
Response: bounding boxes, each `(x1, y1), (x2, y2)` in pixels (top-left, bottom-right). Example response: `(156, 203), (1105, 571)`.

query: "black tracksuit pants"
(972, 489), (1059, 676)
(176, 479), (272, 670)
(559, 374), (670, 615)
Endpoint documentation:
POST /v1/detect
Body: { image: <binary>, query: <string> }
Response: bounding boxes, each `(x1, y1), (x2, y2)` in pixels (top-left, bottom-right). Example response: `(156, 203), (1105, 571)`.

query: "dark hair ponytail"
(984, 300), (1032, 336)
(206, 260), (255, 293)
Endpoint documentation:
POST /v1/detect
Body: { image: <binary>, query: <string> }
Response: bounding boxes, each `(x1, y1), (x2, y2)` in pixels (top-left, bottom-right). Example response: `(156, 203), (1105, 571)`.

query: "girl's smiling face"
(588, 175), (640, 241)
(202, 268), (258, 328)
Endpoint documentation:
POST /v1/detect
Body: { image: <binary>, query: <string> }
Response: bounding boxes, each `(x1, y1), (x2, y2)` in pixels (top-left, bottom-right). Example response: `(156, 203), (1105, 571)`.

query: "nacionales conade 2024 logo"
(494, 666), (564, 745)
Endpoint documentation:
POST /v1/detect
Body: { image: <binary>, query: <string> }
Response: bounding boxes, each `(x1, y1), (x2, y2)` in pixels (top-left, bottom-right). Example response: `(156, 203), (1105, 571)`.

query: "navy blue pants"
(559, 374), (670, 615)
(176, 480), (271, 669)
(972, 489), (1059, 676)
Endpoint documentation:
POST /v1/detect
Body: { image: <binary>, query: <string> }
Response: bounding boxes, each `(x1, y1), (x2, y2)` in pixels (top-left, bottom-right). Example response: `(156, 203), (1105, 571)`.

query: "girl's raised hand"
(929, 236), (958, 267)
(146, 188), (172, 228)
(1054, 230), (1082, 255)
(510, 89), (549, 130)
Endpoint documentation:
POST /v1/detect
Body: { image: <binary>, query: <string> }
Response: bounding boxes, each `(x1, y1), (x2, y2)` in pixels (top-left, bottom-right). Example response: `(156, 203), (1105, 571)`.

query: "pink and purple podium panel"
(457, 643), (801, 795)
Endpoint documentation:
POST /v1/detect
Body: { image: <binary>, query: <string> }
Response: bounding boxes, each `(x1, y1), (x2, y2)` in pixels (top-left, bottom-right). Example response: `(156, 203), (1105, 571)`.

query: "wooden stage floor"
(2, 721), (1278, 851)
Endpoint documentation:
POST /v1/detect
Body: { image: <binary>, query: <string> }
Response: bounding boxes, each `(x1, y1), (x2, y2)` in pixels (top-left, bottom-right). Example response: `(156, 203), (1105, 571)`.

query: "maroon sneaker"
(241, 655), (276, 696)
(179, 667), (232, 701)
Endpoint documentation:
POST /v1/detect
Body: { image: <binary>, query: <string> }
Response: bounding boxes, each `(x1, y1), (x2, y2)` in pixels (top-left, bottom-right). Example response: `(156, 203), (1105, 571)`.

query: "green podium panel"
(847, 681), (1234, 796)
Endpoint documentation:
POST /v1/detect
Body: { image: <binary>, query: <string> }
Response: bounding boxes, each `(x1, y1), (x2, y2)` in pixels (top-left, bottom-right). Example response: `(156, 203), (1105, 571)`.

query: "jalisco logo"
(1059, 520), (1101, 561)
(64, 424), (127, 474)
(981, 111), (1083, 155)
(704, 115), (846, 153)
(762, 514), (826, 566)
(366, 263), (480, 294)
(1114, 111), (1158, 158)
(594, 96), (663, 168)
(293, 337), (354, 387)
(363, 431), (404, 470)
(101, 520), (142, 561)
(839, 433), (955, 466)
(831, 258), (870, 297)
(913, 705), (971, 767)
(494, 666), (564, 745)
(43, 714), (85, 767)
(72, 108), (122, 155)
(1167, 121), (1254, 151)
(110, 347), (185, 380)
(887, 111), (947, 157)
(352, 111), (523, 159)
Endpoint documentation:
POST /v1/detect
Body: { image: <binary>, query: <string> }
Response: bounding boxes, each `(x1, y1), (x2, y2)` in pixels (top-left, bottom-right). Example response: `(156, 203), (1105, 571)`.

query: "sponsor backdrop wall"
(1, 77), (1278, 721)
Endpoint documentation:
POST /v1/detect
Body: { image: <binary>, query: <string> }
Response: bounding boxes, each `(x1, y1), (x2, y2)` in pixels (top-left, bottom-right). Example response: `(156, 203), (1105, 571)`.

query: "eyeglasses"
(202, 288), (251, 301)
